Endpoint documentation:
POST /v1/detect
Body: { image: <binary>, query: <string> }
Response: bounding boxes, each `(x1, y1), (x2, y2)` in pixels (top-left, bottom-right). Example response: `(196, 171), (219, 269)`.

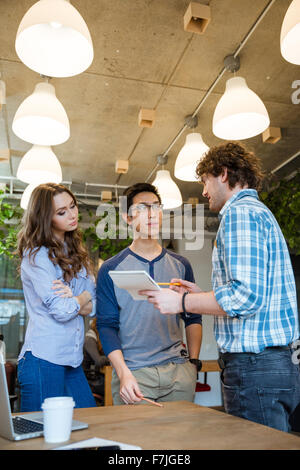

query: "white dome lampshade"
(213, 77), (270, 140)
(280, 0), (300, 65)
(12, 82), (70, 146)
(20, 183), (39, 210)
(175, 133), (209, 181)
(152, 170), (183, 210)
(15, 0), (94, 78)
(17, 145), (62, 184)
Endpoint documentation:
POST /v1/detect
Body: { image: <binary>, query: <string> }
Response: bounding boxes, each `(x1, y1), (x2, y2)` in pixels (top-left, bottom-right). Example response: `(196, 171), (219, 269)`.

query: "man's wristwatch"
(189, 358), (202, 372)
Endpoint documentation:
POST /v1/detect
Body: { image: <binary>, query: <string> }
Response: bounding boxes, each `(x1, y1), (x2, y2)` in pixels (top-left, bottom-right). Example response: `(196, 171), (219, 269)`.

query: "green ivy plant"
(260, 172), (300, 255)
(0, 190), (23, 258)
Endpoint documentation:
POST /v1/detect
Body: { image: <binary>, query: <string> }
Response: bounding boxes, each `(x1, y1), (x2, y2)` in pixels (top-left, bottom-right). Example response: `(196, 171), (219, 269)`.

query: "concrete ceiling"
(0, 0), (299, 204)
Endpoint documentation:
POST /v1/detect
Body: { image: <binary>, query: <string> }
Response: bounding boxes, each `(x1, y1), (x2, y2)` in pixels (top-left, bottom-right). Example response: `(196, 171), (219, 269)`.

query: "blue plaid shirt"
(212, 189), (299, 353)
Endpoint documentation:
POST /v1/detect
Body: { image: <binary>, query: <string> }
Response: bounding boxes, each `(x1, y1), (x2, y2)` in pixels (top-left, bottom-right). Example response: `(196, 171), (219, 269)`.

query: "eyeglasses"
(130, 203), (163, 213)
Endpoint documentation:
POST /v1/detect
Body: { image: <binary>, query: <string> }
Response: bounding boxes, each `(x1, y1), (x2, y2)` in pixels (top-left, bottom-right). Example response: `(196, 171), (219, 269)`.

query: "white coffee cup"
(41, 396), (75, 443)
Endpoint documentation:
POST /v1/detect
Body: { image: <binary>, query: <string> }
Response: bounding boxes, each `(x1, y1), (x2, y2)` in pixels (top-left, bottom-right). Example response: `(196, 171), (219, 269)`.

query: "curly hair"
(17, 183), (93, 282)
(196, 142), (264, 190)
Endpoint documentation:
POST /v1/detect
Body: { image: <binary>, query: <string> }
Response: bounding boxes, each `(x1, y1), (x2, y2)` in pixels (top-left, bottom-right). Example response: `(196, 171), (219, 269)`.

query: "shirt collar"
(218, 189), (259, 220)
(128, 246), (166, 264)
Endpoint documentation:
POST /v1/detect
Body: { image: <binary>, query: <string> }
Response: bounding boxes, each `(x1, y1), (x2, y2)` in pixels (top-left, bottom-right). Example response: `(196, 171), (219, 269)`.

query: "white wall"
(175, 235), (223, 407)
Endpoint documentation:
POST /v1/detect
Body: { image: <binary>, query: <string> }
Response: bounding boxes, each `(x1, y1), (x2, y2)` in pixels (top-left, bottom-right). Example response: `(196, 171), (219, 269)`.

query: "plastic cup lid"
(42, 396), (75, 409)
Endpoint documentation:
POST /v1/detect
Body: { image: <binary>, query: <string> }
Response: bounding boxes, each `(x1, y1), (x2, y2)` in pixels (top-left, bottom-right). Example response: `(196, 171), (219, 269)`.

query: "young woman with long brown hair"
(17, 183), (96, 411)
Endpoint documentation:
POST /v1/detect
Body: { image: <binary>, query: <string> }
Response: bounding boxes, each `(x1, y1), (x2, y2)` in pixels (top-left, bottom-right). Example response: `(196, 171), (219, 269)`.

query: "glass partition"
(0, 255), (26, 360)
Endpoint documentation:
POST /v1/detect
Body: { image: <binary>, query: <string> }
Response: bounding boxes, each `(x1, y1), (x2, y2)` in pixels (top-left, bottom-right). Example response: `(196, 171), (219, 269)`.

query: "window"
(0, 255), (26, 359)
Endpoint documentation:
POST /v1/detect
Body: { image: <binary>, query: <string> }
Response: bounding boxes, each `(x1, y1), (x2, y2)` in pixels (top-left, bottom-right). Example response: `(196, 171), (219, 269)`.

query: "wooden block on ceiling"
(0, 148), (10, 161)
(184, 2), (211, 34)
(101, 190), (112, 202)
(262, 126), (282, 144)
(138, 108), (155, 128)
(115, 159), (129, 174)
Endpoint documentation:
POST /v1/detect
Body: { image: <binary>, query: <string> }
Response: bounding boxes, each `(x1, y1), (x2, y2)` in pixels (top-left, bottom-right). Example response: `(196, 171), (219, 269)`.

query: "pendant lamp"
(15, 0), (94, 77)
(12, 82), (70, 146)
(213, 76), (270, 140)
(280, 0), (300, 65)
(175, 133), (209, 181)
(17, 145), (62, 184)
(152, 170), (182, 210)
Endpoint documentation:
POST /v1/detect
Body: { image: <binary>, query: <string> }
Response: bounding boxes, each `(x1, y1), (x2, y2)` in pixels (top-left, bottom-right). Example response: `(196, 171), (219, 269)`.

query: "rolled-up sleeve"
(88, 277), (96, 317)
(214, 207), (269, 318)
(77, 272), (96, 317)
(21, 248), (81, 322)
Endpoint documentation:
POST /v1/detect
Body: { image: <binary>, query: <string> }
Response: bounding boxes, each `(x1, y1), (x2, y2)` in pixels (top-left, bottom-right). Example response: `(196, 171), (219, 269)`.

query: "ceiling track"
(271, 149), (300, 175)
(0, 175), (128, 199)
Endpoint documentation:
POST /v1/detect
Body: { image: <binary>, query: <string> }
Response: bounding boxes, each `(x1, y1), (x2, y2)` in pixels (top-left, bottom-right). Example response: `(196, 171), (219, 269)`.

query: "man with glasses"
(96, 182), (202, 405)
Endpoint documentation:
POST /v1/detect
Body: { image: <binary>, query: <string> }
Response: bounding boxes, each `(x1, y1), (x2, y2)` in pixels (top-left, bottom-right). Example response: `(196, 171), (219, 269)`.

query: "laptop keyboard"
(12, 416), (43, 435)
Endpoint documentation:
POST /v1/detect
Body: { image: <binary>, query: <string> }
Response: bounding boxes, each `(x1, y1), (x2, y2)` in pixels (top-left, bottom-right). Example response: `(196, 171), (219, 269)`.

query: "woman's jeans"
(17, 351), (96, 412)
(219, 346), (300, 432)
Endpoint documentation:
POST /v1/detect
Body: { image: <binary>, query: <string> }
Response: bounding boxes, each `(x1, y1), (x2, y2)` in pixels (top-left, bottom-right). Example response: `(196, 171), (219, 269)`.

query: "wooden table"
(1, 401), (300, 450)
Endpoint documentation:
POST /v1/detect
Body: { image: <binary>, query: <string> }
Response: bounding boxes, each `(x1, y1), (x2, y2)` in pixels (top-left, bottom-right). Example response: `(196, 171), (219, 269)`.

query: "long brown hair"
(17, 183), (93, 281)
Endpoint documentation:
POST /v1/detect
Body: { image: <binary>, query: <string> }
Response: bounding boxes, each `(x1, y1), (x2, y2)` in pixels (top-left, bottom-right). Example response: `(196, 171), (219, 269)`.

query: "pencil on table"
(141, 397), (163, 407)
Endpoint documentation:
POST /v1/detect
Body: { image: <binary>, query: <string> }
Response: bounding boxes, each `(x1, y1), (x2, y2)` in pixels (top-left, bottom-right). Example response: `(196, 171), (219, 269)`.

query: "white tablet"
(108, 270), (161, 300)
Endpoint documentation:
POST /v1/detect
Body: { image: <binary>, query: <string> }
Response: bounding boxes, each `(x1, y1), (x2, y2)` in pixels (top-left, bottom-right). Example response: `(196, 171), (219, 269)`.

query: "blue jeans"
(219, 347), (300, 432)
(17, 352), (96, 412)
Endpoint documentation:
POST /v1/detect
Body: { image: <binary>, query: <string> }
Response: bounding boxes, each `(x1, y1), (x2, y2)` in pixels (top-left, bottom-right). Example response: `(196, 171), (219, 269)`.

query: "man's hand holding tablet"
(140, 278), (203, 314)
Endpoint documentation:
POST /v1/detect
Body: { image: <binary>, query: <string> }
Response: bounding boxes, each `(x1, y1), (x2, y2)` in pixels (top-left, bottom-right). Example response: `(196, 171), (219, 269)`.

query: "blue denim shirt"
(18, 246), (96, 368)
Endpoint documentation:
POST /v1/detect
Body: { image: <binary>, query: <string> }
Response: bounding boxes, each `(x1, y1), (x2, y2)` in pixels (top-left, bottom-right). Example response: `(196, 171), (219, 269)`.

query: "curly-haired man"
(142, 142), (300, 432)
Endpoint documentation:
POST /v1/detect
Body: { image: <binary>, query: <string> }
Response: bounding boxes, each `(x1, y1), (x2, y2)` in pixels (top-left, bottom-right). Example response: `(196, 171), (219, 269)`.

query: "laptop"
(0, 361), (88, 441)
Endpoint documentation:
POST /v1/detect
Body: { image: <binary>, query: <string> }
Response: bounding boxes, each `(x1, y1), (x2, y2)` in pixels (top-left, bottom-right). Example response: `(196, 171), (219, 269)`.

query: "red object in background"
(195, 382), (211, 392)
